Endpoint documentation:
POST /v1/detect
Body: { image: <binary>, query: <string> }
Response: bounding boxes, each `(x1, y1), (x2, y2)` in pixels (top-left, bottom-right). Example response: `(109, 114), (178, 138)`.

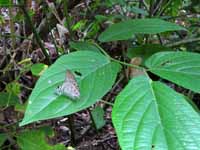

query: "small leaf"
(91, 106), (106, 130)
(107, 0), (125, 5)
(0, 0), (11, 6)
(53, 144), (66, 150)
(0, 92), (19, 107)
(95, 15), (108, 22)
(38, 126), (54, 137)
(129, 6), (148, 16)
(145, 51), (200, 93)
(98, 18), (186, 42)
(0, 134), (7, 147)
(6, 82), (20, 95)
(17, 129), (65, 150)
(112, 75), (200, 150)
(69, 41), (101, 53)
(72, 20), (87, 31)
(20, 51), (121, 126)
(15, 102), (27, 113)
(31, 63), (48, 76)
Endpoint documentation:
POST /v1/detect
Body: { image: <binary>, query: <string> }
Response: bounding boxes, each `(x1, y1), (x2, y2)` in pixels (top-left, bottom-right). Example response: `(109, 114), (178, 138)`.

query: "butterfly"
(55, 70), (80, 100)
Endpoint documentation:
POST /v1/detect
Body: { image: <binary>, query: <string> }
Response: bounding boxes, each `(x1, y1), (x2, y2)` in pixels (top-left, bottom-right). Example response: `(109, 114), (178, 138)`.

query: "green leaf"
(112, 75), (200, 150)
(145, 51), (200, 93)
(98, 18), (186, 42)
(0, 0), (11, 6)
(0, 133), (7, 147)
(0, 92), (19, 107)
(31, 63), (48, 76)
(6, 82), (20, 95)
(15, 102), (27, 113)
(69, 41), (101, 53)
(91, 106), (106, 129)
(66, 146), (75, 150)
(53, 144), (66, 150)
(127, 44), (172, 63)
(17, 129), (65, 150)
(95, 15), (108, 22)
(20, 51), (121, 126)
(129, 6), (148, 16)
(39, 126), (54, 137)
(72, 20), (87, 31)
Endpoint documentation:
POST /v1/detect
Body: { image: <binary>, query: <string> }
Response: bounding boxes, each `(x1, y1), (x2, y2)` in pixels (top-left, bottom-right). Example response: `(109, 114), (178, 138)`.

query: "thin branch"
(140, 0), (149, 11)
(63, 0), (74, 40)
(152, 0), (163, 16)
(8, 2), (16, 49)
(18, 1), (52, 64)
(158, 0), (172, 16)
(165, 37), (200, 47)
(94, 43), (145, 70)
(157, 34), (163, 45)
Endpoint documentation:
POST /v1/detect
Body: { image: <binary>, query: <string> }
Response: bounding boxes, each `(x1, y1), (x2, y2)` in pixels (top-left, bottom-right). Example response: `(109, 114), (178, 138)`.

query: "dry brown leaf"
(126, 57), (144, 79)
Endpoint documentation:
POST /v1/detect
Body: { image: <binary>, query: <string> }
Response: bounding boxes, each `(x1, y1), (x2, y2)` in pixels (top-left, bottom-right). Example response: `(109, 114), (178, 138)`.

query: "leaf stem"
(165, 37), (200, 47)
(95, 43), (145, 70)
(100, 100), (114, 106)
(18, 1), (52, 64)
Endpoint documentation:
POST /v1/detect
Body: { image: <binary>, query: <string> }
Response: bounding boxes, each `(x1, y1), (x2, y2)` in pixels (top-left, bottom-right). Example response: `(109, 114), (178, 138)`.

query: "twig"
(152, 0), (163, 16)
(165, 37), (200, 47)
(94, 43), (145, 70)
(46, 15), (59, 54)
(68, 115), (76, 146)
(100, 99), (114, 106)
(157, 34), (163, 45)
(8, 1), (16, 49)
(18, 1), (52, 64)
(63, 0), (74, 40)
(140, 0), (149, 11)
(149, 0), (154, 17)
(158, 0), (172, 16)
(1, 33), (32, 40)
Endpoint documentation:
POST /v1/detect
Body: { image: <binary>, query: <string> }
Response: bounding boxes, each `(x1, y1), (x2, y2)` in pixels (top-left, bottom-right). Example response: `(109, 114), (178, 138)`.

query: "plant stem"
(19, 1), (52, 64)
(111, 57), (145, 70)
(100, 100), (114, 106)
(165, 37), (200, 47)
(8, 1), (16, 49)
(63, 0), (74, 40)
(93, 43), (110, 58)
(68, 115), (76, 146)
(94, 43), (145, 70)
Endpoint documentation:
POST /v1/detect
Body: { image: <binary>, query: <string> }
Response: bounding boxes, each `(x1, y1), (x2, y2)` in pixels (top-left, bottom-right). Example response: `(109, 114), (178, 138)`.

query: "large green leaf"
(127, 44), (172, 60)
(20, 51), (121, 126)
(98, 18), (186, 42)
(145, 51), (200, 93)
(112, 75), (200, 150)
(69, 41), (101, 53)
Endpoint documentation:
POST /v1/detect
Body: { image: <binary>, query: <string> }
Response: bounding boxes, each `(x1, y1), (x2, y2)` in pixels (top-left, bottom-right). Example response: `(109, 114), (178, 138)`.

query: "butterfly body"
(56, 70), (80, 100)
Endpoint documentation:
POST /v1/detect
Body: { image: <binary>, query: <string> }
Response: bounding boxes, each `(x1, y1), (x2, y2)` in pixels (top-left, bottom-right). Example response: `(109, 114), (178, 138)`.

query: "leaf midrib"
(24, 60), (113, 124)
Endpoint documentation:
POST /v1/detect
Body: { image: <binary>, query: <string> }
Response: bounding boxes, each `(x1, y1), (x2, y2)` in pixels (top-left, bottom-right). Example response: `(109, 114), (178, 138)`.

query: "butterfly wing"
(62, 70), (80, 100)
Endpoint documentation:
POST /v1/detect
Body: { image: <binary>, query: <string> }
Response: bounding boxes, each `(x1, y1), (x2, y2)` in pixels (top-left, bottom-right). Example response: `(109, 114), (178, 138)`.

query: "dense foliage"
(0, 0), (200, 149)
